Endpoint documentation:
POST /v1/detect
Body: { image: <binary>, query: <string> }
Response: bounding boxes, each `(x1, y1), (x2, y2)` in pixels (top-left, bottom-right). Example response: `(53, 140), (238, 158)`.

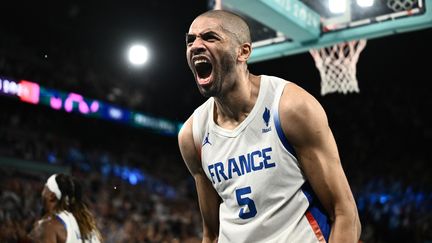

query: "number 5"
(235, 186), (257, 219)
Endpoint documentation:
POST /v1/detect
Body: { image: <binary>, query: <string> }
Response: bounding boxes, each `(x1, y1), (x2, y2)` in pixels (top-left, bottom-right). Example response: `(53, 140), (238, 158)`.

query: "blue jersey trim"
(273, 107), (297, 159)
(55, 215), (67, 230)
(301, 182), (331, 242)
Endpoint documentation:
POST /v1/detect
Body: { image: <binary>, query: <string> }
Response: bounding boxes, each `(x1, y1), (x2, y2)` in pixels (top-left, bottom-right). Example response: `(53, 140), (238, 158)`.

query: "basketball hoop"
(309, 39), (366, 95)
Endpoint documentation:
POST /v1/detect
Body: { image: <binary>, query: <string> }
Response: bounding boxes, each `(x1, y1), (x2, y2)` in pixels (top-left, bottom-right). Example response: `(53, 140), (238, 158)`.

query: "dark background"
(1, 1), (431, 242)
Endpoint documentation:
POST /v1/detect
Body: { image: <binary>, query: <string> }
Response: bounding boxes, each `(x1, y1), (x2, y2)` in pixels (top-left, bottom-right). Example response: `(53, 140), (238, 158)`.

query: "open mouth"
(194, 58), (213, 85)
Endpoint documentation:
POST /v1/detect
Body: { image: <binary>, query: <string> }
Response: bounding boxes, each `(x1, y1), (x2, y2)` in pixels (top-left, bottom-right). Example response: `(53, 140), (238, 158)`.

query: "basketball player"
(29, 173), (102, 243)
(178, 10), (361, 243)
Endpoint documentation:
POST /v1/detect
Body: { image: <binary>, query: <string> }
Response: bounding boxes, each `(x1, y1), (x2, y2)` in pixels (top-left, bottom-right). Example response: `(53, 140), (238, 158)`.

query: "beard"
(197, 51), (237, 98)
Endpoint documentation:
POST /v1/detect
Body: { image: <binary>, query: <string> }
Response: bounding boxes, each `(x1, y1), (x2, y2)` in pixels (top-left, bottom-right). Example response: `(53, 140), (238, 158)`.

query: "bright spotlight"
(128, 44), (149, 65)
(329, 0), (346, 14)
(356, 0), (374, 7)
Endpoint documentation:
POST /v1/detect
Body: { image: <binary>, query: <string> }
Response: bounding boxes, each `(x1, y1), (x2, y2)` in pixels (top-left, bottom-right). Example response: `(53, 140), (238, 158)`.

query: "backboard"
(209, 0), (432, 63)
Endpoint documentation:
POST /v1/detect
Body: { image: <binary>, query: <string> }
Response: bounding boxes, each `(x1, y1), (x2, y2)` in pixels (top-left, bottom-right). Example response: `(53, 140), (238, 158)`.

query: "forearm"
(195, 178), (220, 243)
(202, 227), (218, 243)
(329, 212), (361, 243)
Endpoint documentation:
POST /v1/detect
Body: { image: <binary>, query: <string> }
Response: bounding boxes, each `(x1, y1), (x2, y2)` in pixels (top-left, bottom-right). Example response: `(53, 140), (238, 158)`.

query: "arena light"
(356, 0), (374, 7)
(128, 44), (149, 66)
(0, 78), (40, 104)
(329, 0), (347, 14)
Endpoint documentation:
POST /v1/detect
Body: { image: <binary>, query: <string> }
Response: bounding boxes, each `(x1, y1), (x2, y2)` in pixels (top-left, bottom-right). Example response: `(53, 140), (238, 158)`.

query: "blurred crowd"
(0, 96), (202, 243)
(355, 175), (432, 242)
(1, 95), (431, 243)
(0, 168), (201, 243)
(0, 71), (204, 242)
(1, 29), (432, 243)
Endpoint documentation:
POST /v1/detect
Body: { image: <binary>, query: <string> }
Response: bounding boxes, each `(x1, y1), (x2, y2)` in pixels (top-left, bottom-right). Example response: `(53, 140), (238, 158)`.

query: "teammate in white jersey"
(178, 10), (361, 243)
(29, 173), (102, 243)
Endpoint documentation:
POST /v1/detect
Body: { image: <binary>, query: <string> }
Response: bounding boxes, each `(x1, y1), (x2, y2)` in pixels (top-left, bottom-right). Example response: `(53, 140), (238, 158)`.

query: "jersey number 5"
(235, 186), (257, 219)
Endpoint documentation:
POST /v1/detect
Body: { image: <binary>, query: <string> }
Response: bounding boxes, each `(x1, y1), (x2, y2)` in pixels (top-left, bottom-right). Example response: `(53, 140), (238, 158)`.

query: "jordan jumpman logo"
(202, 132), (212, 146)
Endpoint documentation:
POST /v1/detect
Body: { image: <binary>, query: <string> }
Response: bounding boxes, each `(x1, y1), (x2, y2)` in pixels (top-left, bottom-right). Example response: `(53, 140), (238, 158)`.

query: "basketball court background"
(211, 0), (432, 94)
(0, 0), (431, 242)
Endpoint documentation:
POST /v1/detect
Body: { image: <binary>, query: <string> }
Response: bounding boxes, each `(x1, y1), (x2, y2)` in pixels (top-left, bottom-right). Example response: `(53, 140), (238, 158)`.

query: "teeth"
(194, 59), (208, 65)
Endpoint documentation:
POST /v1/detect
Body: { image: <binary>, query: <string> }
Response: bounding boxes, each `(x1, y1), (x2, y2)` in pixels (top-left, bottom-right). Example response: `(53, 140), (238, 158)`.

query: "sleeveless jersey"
(56, 211), (100, 243)
(192, 75), (331, 243)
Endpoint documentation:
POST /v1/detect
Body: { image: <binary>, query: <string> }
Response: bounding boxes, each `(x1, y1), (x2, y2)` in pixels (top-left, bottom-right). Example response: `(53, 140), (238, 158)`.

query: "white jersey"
(192, 75), (330, 243)
(56, 211), (100, 243)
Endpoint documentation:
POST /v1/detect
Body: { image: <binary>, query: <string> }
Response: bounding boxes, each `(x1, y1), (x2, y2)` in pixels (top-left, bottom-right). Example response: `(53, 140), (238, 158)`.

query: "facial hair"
(199, 49), (237, 98)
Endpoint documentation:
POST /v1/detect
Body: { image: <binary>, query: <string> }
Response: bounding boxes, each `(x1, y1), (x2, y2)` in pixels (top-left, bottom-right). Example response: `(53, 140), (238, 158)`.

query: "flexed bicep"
(279, 83), (361, 243)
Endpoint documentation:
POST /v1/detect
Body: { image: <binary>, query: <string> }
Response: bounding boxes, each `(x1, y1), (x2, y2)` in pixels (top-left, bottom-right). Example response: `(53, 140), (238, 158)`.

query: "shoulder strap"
(192, 98), (213, 153)
(271, 79), (298, 159)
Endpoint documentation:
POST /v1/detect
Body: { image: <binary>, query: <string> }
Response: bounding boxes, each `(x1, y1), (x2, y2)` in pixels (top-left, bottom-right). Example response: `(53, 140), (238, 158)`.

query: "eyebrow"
(186, 30), (221, 38)
(185, 31), (223, 45)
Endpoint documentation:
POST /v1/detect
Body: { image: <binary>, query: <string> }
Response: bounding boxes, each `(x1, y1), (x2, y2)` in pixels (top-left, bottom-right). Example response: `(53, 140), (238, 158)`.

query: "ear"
(237, 42), (252, 63)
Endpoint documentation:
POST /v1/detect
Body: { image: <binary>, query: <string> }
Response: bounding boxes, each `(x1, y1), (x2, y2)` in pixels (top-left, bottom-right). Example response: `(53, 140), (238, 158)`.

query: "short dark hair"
(198, 10), (251, 44)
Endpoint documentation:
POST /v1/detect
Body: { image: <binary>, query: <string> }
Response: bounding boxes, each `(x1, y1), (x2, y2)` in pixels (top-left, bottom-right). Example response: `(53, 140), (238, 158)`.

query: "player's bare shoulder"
(178, 115), (192, 143)
(178, 115), (194, 156)
(29, 215), (66, 243)
(278, 81), (329, 145)
(178, 115), (202, 176)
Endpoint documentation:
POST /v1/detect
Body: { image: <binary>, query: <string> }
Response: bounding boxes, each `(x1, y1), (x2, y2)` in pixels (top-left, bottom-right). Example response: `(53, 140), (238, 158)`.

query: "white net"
(309, 39), (367, 95)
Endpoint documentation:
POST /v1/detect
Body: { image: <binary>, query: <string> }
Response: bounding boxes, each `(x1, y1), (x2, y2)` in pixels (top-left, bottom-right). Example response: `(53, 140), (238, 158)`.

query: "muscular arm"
(279, 83), (361, 243)
(178, 116), (221, 243)
(29, 216), (66, 243)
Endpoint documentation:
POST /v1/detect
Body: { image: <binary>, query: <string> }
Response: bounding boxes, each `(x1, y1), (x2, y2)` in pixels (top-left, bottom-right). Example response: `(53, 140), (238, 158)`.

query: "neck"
(213, 71), (260, 129)
(43, 201), (59, 217)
